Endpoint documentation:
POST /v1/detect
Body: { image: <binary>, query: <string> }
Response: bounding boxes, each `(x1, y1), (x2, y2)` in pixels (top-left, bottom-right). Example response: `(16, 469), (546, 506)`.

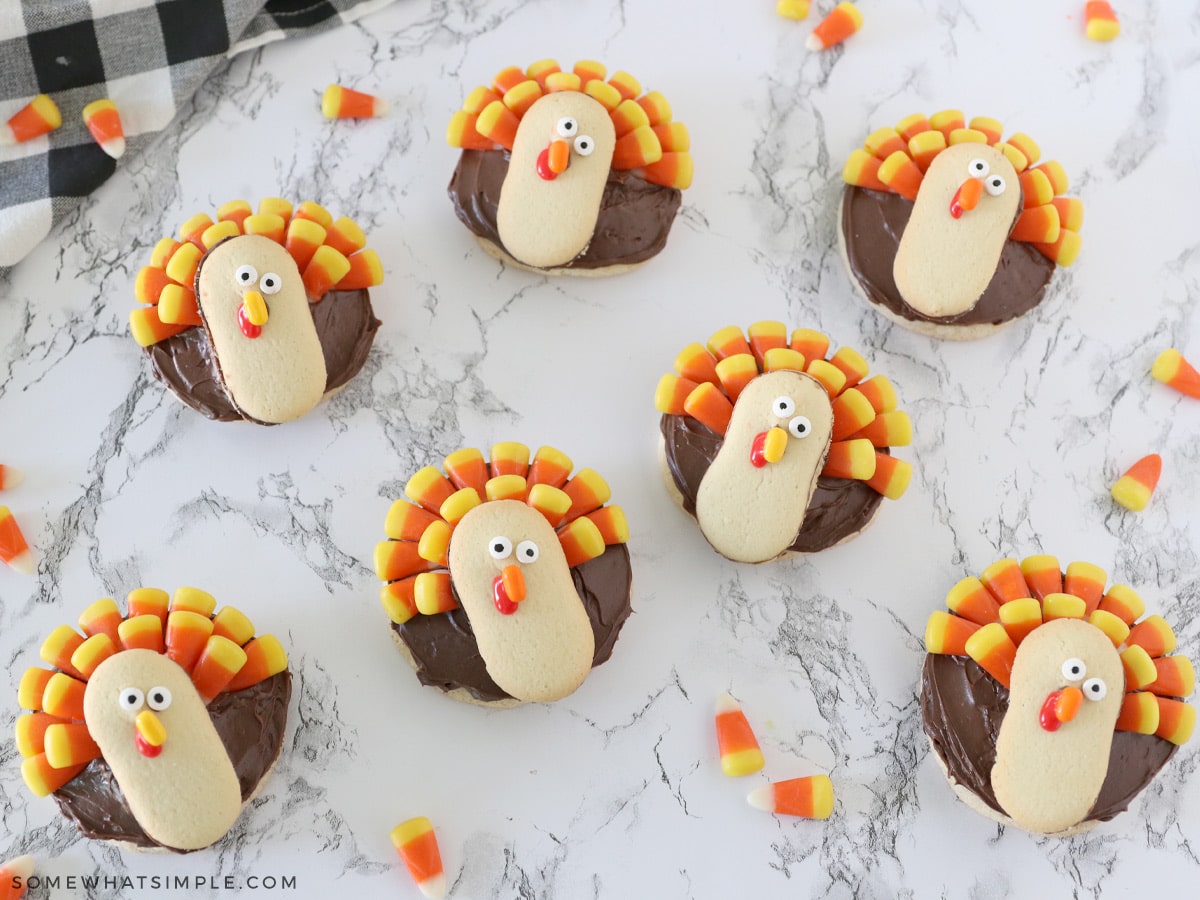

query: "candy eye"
(259, 272), (282, 295)
(556, 117), (578, 137)
(773, 396), (795, 418)
(985, 175), (1006, 196)
(1061, 658), (1087, 681)
(967, 158), (989, 178)
(1082, 678), (1107, 701)
(147, 686), (172, 711)
(516, 540), (540, 564)
(788, 415), (813, 439)
(574, 135), (595, 156)
(235, 264), (258, 286)
(489, 536), (512, 560)
(118, 687), (145, 712)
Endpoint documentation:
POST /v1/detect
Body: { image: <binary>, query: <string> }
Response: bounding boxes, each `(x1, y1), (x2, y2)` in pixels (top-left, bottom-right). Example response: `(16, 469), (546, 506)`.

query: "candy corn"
(1111, 454), (1161, 512)
(1, 94), (61, 145)
(777, 0), (811, 20)
(715, 692), (765, 777)
(0, 854), (35, 899)
(390, 817), (446, 899)
(321, 85), (388, 119)
(746, 774), (834, 819)
(0, 506), (34, 574)
(1085, 1), (1120, 41)
(806, 2), (863, 51)
(0, 465), (23, 491)
(1151, 349), (1200, 399)
(82, 99), (125, 159)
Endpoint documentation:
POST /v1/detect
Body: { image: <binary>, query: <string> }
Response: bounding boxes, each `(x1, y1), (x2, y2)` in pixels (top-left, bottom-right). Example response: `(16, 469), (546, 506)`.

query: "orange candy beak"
(536, 140), (571, 180)
(135, 710), (166, 757)
(1039, 685), (1083, 731)
(949, 177), (984, 219)
(492, 564), (527, 615)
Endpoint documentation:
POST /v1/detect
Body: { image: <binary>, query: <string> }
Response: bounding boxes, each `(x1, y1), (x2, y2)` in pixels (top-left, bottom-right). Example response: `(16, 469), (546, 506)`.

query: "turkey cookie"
(447, 59), (693, 275)
(129, 199), (384, 423)
(374, 443), (633, 706)
(655, 322), (913, 563)
(922, 556), (1195, 835)
(16, 587), (290, 852)
(839, 110), (1082, 339)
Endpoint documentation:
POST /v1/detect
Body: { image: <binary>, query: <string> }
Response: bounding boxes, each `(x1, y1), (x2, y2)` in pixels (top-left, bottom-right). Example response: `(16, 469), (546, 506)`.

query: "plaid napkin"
(0, 0), (394, 273)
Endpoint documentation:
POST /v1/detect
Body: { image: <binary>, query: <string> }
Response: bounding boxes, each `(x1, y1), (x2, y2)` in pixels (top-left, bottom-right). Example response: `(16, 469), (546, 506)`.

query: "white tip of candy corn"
(418, 873), (447, 900)
(98, 135), (126, 159)
(6, 548), (35, 575)
(0, 466), (24, 490)
(715, 691), (739, 714)
(804, 34), (823, 50)
(746, 785), (774, 812)
(0, 127), (16, 147)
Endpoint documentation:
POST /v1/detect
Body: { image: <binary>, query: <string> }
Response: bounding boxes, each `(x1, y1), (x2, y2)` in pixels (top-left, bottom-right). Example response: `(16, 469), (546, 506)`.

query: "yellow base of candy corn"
(721, 747), (766, 777)
(1112, 477), (1151, 511)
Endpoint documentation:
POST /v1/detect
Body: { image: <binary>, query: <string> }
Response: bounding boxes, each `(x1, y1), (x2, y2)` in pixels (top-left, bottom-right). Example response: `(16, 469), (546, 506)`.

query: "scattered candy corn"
(0, 506), (34, 575)
(1111, 454), (1162, 512)
(0, 854), (35, 900)
(390, 817), (446, 899)
(1151, 348), (1200, 399)
(777, 0), (811, 19)
(715, 692), (765, 777)
(746, 774), (834, 819)
(1, 94), (61, 145)
(1085, 1), (1120, 41)
(82, 99), (125, 159)
(806, 2), (862, 51)
(0, 465), (22, 491)
(321, 85), (388, 119)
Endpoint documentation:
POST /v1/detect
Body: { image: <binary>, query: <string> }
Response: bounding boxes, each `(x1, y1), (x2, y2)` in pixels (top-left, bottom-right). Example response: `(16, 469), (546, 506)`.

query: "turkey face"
(991, 618), (1124, 834)
(447, 500), (595, 702)
(496, 92), (617, 269)
(197, 234), (327, 423)
(893, 143), (1021, 319)
(82, 649), (242, 851)
(695, 371), (834, 563)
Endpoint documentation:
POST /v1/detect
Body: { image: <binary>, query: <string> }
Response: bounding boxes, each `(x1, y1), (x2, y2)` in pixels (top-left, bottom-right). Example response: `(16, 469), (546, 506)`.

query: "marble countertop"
(2, 0), (1198, 897)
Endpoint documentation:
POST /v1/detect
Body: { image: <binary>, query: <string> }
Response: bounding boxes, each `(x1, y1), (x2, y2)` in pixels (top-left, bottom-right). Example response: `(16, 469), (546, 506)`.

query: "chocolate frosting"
(53, 671), (292, 851)
(145, 288), (380, 423)
(447, 149), (682, 270)
(393, 544), (633, 703)
(921, 654), (1177, 823)
(659, 414), (885, 553)
(841, 186), (1056, 327)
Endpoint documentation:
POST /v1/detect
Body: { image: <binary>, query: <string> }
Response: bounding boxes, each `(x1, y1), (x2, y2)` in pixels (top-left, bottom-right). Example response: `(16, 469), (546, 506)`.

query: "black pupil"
(240, 272), (250, 282)
(796, 422), (807, 433)
(153, 692), (163, 703)
(564, 121), (574, 132)
(264, 278), (274, 287)
(494, 543), (504, 553)
(523, 548), (533, 557)
(991, 178), (1001, 187)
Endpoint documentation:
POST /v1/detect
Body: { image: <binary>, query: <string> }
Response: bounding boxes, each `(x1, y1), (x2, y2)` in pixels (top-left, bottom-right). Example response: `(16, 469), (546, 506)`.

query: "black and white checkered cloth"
(0, 0), (394, 274)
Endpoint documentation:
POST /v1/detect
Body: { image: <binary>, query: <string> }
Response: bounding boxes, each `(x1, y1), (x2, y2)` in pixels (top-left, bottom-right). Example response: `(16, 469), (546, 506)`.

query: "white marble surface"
(2, 0), (1199, 897)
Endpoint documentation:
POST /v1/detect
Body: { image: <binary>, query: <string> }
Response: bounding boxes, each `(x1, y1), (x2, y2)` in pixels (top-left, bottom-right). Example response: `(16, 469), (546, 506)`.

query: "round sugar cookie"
(920, 554), (1194, 834)
(16, 587), (290, 852)
(375, 442), (633, 706)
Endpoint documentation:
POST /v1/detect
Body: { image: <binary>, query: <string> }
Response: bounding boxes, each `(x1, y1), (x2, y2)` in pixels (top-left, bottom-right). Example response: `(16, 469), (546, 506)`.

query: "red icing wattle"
(237, 305), (262, 339)
(1040, 690), (1065, 732)
(536, 147), (558, 181)
(749, 431), (769, 468)
(493, 575), (518, 615)
(135, 733), (163, 758)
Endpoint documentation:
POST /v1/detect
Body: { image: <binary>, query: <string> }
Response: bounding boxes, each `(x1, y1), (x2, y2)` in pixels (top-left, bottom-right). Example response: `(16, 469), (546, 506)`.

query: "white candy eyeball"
(1061, 658), (1087, 681)
(574, 135), (595, 156)
(985, 174), (1006, 196)
(118, 687), (145, 712)
(516, 540), (540, 564)
(967, 158), (990, 178)
(234, 264), (258, 287)
(773, 396), (796, 418)
(556, 117), (578, 138)
(788, 415), (813, 439)
(147, 686), (172, 711)
(1082, 677), (1107, 702)
(488, 536), (513, 560)
(259, 272), (282, 295)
